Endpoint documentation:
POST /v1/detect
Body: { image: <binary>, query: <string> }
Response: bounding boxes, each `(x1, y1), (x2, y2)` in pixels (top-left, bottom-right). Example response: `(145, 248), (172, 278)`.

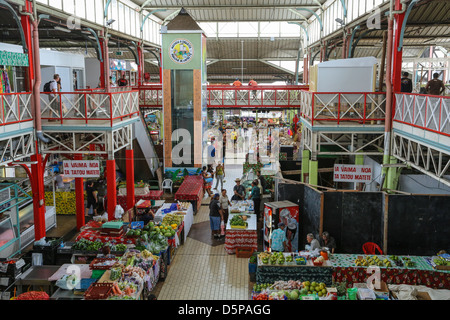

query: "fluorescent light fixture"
(106, 19), (116, 26)
(54, 26), (71, 33)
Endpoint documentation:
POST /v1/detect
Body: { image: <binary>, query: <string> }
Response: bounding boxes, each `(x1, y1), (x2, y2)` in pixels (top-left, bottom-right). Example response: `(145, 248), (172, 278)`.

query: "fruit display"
(162, 213), (184, 229)
(252, 280), (330, 300)
(355, 255), (392, 267)
(434, 257), (449, 266)
(45, 191), (76, 215)
(402, 257), (415, 268)
(295, 256), (307, 265)
(258, 252), (271, 265)
(72, 238), (104, 252)
(313, 256), (325, 266)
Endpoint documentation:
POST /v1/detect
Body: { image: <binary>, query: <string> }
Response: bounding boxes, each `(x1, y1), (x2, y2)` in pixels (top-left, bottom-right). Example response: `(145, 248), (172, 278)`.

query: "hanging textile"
(2, 68), (11, 93)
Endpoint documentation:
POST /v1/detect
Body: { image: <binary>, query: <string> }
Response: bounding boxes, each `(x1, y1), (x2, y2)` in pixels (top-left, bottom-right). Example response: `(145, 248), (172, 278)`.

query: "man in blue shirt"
(270, 222), (287, 252)
(248, 180), (261, 221)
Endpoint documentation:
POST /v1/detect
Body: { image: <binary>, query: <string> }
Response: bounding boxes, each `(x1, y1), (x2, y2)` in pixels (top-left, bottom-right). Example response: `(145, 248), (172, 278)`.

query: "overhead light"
(54, 26), (71, 33)
(106, 19), (115, 26)
(66, 40), (79, 45)
(335, 18), (345, 25)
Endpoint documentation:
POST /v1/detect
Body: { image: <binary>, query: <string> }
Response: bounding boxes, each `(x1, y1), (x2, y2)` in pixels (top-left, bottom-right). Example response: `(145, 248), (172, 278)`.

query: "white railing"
(300, 91), (386, 125)
(40, 90), (139, 126)
(0, 92), (33, 126)
(394, 92), (450, 137)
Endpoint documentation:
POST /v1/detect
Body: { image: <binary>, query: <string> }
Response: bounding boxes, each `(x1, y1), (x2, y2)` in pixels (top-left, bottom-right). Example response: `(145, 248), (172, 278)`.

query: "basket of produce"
(89, 258), (118, 270)
(295, 256), (307, 265)
(84, 282), (114, 300)
(312, 256), (325, 266)
(230, 215), (248, 229)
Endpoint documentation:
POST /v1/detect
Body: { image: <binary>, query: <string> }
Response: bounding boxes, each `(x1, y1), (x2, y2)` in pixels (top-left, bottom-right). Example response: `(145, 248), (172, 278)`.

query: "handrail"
(39, 90), (139, 126)
(300, 91), (387, 125)
(393, 92), (450, 137)
(0, 92), (34, 126)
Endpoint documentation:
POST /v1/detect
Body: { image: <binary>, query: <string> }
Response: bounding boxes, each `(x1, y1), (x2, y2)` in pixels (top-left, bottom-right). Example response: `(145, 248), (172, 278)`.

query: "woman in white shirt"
(219, 189), (232, 226)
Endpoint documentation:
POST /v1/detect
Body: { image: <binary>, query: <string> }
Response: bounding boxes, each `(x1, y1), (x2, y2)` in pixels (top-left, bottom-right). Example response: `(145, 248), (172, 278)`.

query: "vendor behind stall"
(140, 208), (155, 226)
(306, 233), (320, 252)
(319, 231), (336, 253)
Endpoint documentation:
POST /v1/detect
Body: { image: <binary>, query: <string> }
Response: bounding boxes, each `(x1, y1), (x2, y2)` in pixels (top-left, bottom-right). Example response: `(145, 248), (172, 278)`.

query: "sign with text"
(63, 160), (100, 178)
(334, 164), (373, 183)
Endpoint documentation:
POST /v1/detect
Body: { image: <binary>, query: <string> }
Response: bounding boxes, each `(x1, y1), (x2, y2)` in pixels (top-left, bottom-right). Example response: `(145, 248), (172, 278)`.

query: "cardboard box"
(374, 281), (390, 300)
(416, 291), (432, 300)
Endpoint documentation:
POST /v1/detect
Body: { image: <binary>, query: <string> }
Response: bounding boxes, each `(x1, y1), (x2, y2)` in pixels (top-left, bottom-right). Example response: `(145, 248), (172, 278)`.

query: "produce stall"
(255, 252), (334, 286)
(224, 213), (258, 255)
(48, 248), (161, 300)
(174, 175), (204, 213)
(330, 254), (450, 290)
(154, 202), (193, 245)
(229, 200), (254, 214)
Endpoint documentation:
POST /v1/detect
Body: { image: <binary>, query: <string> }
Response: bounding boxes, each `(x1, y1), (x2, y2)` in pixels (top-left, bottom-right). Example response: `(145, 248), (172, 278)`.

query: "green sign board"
(162, 33), (202, 70)
(0, 51), (29, 67)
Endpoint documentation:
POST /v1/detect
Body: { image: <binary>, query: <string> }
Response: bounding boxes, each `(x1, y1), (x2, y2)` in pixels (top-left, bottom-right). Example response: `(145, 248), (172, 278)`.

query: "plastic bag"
(56, 274), (80, 290)
(220, 220), (225, 236)
(101, 211), (109, 221)
(114, 204), (124, 219)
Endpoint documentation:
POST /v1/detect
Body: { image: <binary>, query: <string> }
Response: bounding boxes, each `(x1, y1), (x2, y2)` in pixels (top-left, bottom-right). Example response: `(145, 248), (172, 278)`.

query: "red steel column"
(126, 149), (135, 211)
(74, 154), (85, 230)
(392, 0), (406, 93)
(137, 43), (144, 87)
(30, 154), (46, 240)
(106, 159), (117, 220)
(20, 1), (34, 91)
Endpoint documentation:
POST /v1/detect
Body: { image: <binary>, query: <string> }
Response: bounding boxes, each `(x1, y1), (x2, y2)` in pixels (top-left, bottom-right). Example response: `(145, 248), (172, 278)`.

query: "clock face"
(169, 39), (194, 64)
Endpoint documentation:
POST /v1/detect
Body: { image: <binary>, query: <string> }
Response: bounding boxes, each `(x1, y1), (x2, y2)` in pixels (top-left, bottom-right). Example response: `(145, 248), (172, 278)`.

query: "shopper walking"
(214, 162), (225, 191)
(209, 193), (224, 239)
(219, 189), (231, 226)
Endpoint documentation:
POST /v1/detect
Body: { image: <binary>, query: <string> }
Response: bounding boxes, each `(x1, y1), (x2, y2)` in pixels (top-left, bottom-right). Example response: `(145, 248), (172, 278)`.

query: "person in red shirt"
(117, 73), (129, 87)
(233, 78), (242, 86)
(248, 78), (258, 98)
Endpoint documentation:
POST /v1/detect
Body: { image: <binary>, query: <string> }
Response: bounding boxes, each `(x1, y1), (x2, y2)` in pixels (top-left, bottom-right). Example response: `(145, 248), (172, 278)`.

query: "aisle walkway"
(156, 162), (252, 300)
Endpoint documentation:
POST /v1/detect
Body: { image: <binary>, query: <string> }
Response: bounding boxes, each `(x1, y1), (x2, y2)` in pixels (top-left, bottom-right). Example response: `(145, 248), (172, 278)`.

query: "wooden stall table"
(174, 175), (204, 213)
(224, 213), (258, 255)
(330, 254), (450, 290)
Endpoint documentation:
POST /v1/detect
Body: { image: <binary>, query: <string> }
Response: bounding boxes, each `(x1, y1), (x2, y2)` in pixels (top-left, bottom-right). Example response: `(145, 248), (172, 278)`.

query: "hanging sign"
(63, 160), (101, 178)
(333, 164), (373, 183)
(0, 51), (29, 67)
(169, 39), (194, 64)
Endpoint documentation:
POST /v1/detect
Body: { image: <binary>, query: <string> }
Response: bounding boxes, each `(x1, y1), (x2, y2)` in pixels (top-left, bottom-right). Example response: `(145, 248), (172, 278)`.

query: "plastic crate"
(89, 258), (117, 270)
(77, 278), (97, 291)
(84, 282), (114, 300)
(33, 237), (63, 265)
(236, 247), (255, 258)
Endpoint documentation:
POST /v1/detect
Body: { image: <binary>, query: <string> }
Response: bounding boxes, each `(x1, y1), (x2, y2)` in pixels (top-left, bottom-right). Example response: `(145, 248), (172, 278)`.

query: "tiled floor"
(156, 161), (254, 300)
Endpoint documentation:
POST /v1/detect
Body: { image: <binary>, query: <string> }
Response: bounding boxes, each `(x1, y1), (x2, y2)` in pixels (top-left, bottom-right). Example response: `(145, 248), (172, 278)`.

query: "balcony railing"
(300, 91), (387, 126)
(394, 92), (450, 137)
(207, 85), (309, 108)
(0, 92), (33, 127)
(137, 85), (163, 108)
(40, 90), (139, 127)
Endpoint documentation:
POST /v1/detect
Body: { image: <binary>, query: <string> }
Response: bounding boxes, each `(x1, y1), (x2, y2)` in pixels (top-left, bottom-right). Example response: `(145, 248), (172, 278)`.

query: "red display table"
(76, 221), (137, 245)
(174, 175), (204, 212)
(224, 214), (258, 255)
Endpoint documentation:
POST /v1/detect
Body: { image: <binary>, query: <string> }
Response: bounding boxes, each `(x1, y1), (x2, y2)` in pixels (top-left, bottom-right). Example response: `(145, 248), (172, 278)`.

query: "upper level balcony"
(300, 90), (387, 130)
(393, 92), (450, 149)
(40, 89), (140, 130)
(0, 92), (34, 135)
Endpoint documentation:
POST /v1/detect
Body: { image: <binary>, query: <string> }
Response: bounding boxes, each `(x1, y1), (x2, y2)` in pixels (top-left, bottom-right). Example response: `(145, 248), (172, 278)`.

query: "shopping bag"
(220, 220), (225, 236)
(114, 204), (124, 219)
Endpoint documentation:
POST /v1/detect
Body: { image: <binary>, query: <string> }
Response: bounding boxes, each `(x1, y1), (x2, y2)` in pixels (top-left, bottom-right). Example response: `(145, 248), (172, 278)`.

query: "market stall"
(224, 212), (258, 255)
(330, 254), (450, 290)
(255, 252), (334, 286)
(174, 175), (204, 213)
(154, 202), (194, 245)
